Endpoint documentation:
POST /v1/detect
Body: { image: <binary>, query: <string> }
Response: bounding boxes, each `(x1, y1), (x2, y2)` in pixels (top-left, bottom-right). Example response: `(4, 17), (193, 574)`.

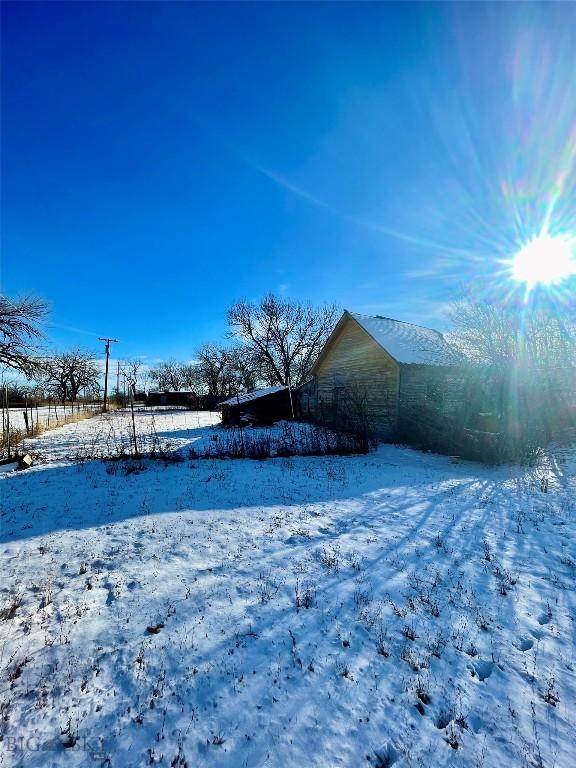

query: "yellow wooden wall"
(311, 317), (400, 437)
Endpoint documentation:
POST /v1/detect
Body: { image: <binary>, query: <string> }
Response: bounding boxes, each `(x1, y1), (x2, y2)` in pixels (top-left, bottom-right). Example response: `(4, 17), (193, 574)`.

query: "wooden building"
(299, 310), (463, 441)
(219, 386), (292, 426)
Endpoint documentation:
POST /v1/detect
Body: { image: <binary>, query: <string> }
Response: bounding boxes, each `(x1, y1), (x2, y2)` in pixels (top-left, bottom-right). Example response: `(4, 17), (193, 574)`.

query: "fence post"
(1, 386), (5, 451)
(5, 385), (10, 460)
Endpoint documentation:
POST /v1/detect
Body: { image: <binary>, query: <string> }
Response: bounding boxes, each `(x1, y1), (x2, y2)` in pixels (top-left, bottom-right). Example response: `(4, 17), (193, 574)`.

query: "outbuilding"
(300, 310), (464, 440)
(147, 391), (198, 408)
(219, 386), (293, 426)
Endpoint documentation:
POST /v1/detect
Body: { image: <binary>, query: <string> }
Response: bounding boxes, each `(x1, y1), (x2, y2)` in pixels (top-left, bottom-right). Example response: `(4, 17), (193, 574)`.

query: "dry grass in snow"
(0, 409), (575, 767)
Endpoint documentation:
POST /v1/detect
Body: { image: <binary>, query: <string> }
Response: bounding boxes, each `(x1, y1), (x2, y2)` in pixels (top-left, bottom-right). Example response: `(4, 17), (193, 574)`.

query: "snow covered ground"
(1, 409), (575, 768)
(14, 407), (222, 462)
(3, 405), (99, 435)
(14, 407), (357, 463)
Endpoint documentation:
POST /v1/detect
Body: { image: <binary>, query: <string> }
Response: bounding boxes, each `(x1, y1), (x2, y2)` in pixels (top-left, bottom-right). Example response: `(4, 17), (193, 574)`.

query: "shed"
(147, 391), (198, 408)
(197, 394), (227, 411)
(219, 386), (292, 426)
(302, 310), (463, 440)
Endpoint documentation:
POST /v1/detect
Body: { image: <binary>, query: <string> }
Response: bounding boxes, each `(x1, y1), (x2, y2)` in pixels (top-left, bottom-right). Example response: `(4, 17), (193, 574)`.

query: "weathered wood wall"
(398, 366), (466, 419)
(309, 317), (400, 438)
(305, 315), (575, 453)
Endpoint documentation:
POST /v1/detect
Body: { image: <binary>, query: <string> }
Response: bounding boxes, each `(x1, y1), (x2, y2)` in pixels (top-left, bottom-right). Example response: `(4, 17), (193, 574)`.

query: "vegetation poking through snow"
(0, 408), (574, 767)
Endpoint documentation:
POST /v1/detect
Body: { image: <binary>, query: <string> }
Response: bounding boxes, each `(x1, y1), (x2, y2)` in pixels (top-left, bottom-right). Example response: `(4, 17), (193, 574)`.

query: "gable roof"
(218, 385), (288, 407)
(311, 310), (459, 372)
(350, 312), (457, 365)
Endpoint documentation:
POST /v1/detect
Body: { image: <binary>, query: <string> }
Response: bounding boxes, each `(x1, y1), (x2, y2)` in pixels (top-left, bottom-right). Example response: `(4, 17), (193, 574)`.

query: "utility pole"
(116, 361), (121, 405)
(98, 337), (118, 412)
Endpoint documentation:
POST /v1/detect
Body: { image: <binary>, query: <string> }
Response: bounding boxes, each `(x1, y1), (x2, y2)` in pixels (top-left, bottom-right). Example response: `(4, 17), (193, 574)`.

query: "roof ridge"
(349, 310), (443, 337)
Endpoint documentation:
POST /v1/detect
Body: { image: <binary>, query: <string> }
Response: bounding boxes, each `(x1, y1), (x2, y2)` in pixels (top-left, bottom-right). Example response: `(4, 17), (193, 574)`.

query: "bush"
(188, 421), (369, 460)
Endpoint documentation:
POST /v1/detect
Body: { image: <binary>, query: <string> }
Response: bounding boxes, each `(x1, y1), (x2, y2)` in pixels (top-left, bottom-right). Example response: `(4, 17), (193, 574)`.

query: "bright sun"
(511, 232), (576, 287)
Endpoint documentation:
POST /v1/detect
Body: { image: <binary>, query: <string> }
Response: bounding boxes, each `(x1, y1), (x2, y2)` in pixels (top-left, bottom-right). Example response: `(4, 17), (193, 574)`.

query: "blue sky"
(2, 1), (575, 363)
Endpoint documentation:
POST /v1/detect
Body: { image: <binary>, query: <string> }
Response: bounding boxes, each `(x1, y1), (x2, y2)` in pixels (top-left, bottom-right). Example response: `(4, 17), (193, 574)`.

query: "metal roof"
(218, 386), (288, 407)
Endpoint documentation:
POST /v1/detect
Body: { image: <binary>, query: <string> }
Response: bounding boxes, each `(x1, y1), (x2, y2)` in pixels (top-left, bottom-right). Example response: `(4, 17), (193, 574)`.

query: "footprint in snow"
(435, 708), (455, 729)
(471, 660), (494, 681)
(537, 612), (551, 626)
(104, 586), (116, 606)
(515, 637), (534, 652)
(468, 713), (486, 734)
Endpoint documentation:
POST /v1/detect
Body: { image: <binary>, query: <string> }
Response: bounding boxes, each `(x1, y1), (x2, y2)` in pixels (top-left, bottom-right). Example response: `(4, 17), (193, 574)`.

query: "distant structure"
(298, 310), (463, 440)
(147, 391), (198, 408)
(219, 386), (292, 426)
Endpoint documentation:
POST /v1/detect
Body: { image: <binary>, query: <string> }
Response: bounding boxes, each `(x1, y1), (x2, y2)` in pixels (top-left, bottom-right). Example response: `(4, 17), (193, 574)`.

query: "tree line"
(0, 293), (341, 403)
(1, 295), (129, 407)
(1, 290), (574, 409)
(0, 296), (100, 407)
(147, 294), (340, 398)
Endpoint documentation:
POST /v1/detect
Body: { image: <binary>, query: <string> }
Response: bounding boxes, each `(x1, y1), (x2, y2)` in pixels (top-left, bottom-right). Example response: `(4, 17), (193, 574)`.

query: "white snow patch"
(0, 412), (574, 768)
(351, 312), (458, 365)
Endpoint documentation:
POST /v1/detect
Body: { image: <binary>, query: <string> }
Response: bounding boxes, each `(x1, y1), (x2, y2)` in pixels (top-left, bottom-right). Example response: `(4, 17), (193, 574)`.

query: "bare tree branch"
(227, 294), (339, 387)
(149, 360), (185, 392)
(447, 296), (576, 369)
(39, 349), (100, 405)
(0, 294), (48, 376)
(121, 359), (143, 399)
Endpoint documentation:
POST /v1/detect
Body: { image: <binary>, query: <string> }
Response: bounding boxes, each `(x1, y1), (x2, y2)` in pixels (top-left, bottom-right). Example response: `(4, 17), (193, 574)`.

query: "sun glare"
(511, 232), (576, 288)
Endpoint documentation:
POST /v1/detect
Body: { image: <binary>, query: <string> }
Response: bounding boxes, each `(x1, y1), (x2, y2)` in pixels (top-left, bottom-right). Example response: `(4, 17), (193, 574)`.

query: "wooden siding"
(398, 365), (466, 420)
(309, 316), (400, 438)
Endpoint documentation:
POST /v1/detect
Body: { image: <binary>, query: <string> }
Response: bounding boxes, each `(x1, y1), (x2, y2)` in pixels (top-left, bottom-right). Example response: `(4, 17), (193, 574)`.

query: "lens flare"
(511, 232), (576, 288)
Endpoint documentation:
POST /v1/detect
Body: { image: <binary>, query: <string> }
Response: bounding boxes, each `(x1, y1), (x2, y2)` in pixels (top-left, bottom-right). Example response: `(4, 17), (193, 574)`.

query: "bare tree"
(447, 295), (576, 458)
(194, 344), (225, 397)
(67, 351), (100, 406)
(226, 346), (258, 393)
(0, 294), (48, 375)
(227, 294), (339, 388)
(179, 363), (199, 391)
(447, 296), (576, 369)
(121, 359), (143, 399)
(147, 347), (258, 400)
(40, 358), (68, 405)
(193, 344), (232, 397)
(149, 360), (184, 391)
(192, 344), (259, 398)
(40, 349), (100, 408)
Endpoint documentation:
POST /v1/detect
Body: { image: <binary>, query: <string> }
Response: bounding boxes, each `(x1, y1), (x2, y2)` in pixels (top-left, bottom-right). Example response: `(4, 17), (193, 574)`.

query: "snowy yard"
(3, 405), (100, 436)
(1, 410), (575, 767)
(14, 408), (223, 463)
